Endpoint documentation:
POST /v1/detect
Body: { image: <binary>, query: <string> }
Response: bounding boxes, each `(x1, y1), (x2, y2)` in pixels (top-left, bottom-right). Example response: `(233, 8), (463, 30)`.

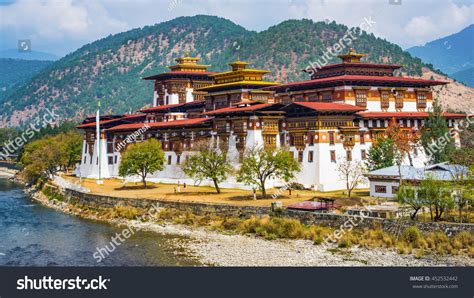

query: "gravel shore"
(29, 188), (473, 267)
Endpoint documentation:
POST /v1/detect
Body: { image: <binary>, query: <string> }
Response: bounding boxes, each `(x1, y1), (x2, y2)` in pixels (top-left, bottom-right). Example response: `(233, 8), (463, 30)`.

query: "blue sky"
(0, 0), (472, 57)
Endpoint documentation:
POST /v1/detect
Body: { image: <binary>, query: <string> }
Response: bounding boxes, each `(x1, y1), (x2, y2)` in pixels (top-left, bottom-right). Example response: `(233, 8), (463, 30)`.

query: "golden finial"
(337, 48), (366, 63)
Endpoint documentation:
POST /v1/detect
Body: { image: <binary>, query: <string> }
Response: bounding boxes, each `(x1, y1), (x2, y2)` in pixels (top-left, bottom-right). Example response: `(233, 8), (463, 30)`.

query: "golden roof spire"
(169, 54), (209, 72)
(337, 47), (367, 63)
(229, 60), (249, 71)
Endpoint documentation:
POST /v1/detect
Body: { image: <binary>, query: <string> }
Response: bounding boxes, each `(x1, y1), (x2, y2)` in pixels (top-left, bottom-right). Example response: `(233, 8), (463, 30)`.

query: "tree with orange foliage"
(385, 118), (421, 184)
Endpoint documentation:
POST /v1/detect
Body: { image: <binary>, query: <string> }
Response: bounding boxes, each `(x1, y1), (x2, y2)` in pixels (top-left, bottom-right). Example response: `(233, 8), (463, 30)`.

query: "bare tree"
(337, 158), (367, 198)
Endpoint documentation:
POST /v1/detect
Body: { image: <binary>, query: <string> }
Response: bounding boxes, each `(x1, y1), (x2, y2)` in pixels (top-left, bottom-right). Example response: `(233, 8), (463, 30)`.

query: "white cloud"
(0, 0), (472, 56)
(403, 1), (473, 45)
(0, 0), (127, 40)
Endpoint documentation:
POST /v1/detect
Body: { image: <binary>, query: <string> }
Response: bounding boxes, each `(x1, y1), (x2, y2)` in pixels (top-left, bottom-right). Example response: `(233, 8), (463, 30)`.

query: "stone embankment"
(59, 187), (473, 236)
(29, 185), (474, 267)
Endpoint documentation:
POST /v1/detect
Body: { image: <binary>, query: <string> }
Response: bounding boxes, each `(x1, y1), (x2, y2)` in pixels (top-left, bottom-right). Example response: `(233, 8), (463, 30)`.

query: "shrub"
(359, 228), (394, 248)
(402, 226), (422, 246)
(338, 237), (352, 248)
(415, 248), (425, 259)
(313, 235), (324, 245)
(452, 231), (473, 248)
(425, 231), (448, 250)
(274, 217), (306, 239)
(220, 217), (241, 230)
(114, 205), (141, 220)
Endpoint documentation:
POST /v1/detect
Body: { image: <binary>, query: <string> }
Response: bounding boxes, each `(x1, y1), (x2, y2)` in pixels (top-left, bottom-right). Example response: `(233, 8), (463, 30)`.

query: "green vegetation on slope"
(1, 15), (429, 127)
(0, 58), (52, 103)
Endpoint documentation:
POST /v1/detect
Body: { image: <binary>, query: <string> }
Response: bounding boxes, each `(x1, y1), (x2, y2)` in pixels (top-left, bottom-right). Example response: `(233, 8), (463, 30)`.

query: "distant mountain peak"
(0, 49), (60, 61)
(407, 24), (474, 77)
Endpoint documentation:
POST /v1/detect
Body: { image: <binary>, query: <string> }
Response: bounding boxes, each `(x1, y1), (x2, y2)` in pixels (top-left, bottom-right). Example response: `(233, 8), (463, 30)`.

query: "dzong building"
(76, 49), (465, 192)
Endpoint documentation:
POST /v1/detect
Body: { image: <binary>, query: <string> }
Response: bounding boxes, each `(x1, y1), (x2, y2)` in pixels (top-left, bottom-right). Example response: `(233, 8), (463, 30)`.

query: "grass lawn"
(62, 174), (374, 208)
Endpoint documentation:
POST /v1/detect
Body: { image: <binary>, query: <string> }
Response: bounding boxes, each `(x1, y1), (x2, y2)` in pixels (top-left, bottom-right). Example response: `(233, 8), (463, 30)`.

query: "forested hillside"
(0, 58), (52, 103)
(0, 15), (438, 127)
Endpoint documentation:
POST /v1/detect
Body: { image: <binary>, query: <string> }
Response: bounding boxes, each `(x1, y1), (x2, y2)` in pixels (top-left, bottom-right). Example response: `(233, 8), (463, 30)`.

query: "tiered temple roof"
(78, 49), (464, 134)
(142, 56), (214, 81)
(197, 60), (279, 92)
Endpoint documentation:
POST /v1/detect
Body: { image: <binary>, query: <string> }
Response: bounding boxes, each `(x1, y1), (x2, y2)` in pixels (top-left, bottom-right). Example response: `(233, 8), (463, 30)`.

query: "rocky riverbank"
(0, 167), (17, 179)
(26, 186), (473, 267)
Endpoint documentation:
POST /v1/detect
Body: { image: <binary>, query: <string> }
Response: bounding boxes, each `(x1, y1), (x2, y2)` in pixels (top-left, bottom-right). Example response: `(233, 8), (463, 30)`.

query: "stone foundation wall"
(63, 189), (271, 217)
(57, 187), (473, 235)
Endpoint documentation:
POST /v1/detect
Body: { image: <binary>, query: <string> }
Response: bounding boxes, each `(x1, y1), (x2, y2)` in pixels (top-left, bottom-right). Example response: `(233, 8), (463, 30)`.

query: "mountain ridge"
(0, 49), (59, 61)
(407, 24), (474, 77)
(0, 15), (470, 127)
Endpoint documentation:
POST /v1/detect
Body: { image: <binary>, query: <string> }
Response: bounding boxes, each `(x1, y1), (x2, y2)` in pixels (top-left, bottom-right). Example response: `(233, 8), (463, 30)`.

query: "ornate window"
(355, 90), (367, 108)
(263, 135), (276, 148)
(308, 151), (314, 163)
(416, 92), (427, 109)
(380, 91), (390, 110)
(293, 134), (305, 149)
(395, 91), (404, 109)
(361, 149), (366, 160)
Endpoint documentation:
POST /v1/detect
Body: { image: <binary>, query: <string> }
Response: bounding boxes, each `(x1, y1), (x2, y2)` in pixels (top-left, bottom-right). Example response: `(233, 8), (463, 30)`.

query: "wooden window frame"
(375, 185), (387, 193)
(346, 150), (352, 161)
(330, 150), (336, 163)
(329, 132), (335, 145)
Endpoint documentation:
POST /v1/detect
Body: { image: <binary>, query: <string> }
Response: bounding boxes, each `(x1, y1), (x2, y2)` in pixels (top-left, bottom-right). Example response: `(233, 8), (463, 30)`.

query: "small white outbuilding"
(365, 162), (468, 199)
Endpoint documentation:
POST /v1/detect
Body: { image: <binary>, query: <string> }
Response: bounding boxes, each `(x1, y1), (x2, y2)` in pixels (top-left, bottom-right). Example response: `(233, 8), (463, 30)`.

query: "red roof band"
(139, 101), (205, 113)
(302, 62), (402, 73)
(291, 101), (366, 112)
(107, 117), (212, 132)
(358, 112), (466, 119)
(202, 103), (276, 115)
(142, 71), (215, 80)
(267, 75), (449, 90)
(76, 119), (119, 129)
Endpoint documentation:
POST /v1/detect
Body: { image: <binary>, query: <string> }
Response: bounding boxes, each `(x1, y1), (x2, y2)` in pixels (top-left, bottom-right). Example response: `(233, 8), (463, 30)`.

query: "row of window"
(294, 149), (367, 163)
(85, 154), (188, 166)
(362, 118), (425, 129)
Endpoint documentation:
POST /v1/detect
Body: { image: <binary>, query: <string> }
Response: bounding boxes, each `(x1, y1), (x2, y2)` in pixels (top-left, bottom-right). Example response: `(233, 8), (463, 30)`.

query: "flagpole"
(96, 100), (103, 184)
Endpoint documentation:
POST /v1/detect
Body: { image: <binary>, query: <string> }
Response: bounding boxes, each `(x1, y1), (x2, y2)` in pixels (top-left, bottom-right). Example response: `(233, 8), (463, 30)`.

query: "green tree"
(421, 100), (455, 164)
(448, 149), (474, 222)
(21, 137), (65, 183)
(55, 131), (83, 172)
(237, 147), (300, 199)
(182, 143), (232, 194)
(397, 183), (422, 220)
(449, 148), (474, 169)
(118, 139), (165, 188)
(365, 136), (395, 171)
(0, 128), (19, 145)
(418, 177), (455, 222)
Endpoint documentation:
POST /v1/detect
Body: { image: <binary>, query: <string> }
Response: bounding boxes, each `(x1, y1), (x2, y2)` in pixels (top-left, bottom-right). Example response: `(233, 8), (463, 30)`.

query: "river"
(0, 178), (199, 266)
